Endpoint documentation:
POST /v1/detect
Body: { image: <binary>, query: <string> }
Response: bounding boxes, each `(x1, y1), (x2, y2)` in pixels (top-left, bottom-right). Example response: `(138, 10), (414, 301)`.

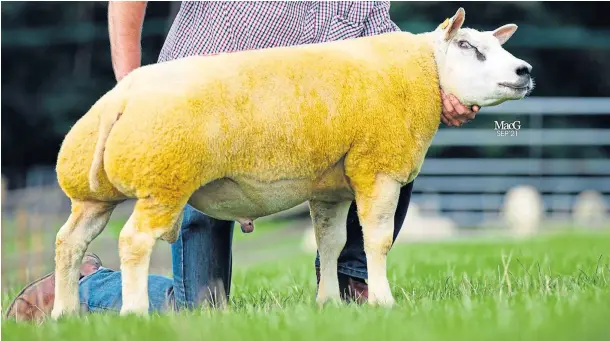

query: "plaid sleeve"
(361, 1), (401, 36)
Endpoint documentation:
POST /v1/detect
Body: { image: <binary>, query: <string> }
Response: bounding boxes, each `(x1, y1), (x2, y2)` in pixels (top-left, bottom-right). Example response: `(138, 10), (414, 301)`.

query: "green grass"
(2, 230), (610, 341)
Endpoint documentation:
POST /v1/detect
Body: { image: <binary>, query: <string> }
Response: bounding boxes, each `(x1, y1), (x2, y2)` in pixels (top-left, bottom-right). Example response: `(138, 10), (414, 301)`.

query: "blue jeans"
(78, 182), (414, 313)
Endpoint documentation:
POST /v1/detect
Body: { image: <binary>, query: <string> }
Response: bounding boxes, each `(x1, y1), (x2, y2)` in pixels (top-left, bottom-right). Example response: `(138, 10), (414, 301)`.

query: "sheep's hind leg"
(119, 197), (185, 316)
(51, 200), (116, 319)
(309, 200), (351, 306)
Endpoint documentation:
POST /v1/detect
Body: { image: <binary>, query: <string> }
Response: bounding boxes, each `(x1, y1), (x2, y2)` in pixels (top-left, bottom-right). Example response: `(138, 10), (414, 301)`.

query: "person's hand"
(440, 90), (480, 127)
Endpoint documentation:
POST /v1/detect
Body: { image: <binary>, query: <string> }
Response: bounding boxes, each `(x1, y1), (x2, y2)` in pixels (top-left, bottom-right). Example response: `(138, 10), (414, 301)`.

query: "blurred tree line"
(2, 1), (609, 189)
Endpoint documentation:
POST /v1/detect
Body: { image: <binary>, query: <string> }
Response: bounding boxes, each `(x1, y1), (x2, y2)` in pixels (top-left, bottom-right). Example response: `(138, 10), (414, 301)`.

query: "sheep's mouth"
(499, 82), (530, 90)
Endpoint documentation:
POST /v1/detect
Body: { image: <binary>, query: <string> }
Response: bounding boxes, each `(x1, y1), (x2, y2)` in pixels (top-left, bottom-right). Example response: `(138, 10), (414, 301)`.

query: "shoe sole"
(4, 271), (54, 320)
(4, 253), (102, 320)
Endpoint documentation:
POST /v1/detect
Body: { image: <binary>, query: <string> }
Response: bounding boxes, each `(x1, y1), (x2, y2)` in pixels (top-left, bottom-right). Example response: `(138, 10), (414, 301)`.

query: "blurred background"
(2, 1), (609, 288)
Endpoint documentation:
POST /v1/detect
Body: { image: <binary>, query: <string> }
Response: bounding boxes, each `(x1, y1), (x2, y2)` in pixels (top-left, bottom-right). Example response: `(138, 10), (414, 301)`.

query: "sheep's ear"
(439, 7), (465, 41)
(492, 24), (518, 45)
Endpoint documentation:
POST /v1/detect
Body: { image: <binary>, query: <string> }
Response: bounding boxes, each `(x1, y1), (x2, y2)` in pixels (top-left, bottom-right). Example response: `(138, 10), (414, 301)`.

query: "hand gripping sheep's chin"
(51, 7), (532, 317)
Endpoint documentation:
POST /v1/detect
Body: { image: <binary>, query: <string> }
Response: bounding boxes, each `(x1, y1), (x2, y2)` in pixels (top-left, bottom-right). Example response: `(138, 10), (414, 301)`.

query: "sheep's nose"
(516, 64), (532, 77)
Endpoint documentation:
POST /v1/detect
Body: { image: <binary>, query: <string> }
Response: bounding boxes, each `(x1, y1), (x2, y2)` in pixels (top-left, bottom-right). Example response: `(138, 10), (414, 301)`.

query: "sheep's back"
(102, 32), (441, 198)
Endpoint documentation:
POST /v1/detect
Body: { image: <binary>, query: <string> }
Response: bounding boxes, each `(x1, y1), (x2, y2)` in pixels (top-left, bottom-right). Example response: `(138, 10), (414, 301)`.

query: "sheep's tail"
(89, 108), (122, 192)
(88, 74), (134, 192)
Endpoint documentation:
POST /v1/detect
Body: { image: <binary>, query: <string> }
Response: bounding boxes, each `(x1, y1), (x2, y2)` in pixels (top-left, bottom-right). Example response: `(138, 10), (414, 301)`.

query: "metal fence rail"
(433, 129), (610, 146)
(476, 97), (610, 115)
(420, 158), (610, 175)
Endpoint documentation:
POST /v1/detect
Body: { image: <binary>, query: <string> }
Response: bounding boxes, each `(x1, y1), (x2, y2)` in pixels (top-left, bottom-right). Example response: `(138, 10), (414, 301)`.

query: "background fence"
(416, 96), (610, 227)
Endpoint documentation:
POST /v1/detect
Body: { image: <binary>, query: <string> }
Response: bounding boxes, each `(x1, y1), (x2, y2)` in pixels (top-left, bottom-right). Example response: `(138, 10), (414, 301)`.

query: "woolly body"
(57, 31), (441, 223)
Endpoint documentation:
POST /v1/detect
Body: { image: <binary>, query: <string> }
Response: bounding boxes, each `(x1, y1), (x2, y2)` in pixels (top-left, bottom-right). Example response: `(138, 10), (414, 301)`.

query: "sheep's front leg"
(119, 198), (184, 316)
(309, 200), (351, 305)
(354, 174), (401, 307)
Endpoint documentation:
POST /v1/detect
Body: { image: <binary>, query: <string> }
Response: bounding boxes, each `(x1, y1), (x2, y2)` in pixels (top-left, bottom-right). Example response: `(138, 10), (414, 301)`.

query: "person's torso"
(158, 1), (396, 62)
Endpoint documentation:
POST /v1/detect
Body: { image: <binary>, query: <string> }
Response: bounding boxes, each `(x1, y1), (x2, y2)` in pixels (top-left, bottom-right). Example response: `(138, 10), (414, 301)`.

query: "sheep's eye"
(458, 40), (472, 49)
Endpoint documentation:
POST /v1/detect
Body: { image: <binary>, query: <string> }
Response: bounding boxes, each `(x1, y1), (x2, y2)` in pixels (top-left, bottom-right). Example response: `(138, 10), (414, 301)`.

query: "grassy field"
(2, 230), (610, 341)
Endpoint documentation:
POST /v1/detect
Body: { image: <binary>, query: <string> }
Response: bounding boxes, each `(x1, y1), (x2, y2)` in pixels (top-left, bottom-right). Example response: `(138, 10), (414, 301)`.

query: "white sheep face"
(433, 8), (534, 107)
